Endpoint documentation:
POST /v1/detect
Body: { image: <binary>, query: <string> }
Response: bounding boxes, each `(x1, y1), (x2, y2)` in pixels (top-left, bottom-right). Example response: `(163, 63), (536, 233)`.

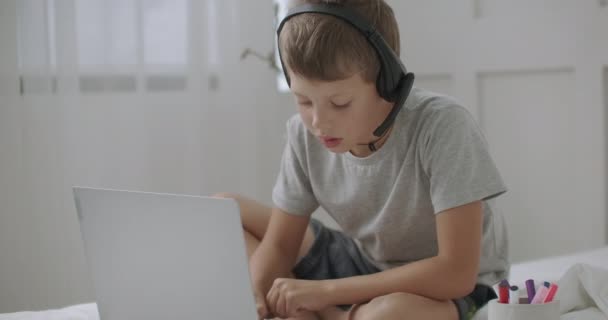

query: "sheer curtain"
(0, 0), (293, 312)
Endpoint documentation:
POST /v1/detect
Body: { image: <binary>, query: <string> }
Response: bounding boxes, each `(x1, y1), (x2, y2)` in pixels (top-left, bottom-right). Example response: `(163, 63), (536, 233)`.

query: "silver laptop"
(73, 187), (258, 319)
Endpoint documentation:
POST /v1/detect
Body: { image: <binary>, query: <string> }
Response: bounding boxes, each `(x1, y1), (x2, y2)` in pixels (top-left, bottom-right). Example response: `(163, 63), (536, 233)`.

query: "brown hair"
(279, 0), (400, 83)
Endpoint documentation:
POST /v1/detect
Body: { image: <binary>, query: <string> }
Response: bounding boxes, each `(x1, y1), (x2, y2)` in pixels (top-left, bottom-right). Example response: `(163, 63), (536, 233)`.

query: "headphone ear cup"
(377, 70), (415, 103)
(375, 48), (407, 102)
(402, 72), (415, 96)
(376, 67), (402, 102)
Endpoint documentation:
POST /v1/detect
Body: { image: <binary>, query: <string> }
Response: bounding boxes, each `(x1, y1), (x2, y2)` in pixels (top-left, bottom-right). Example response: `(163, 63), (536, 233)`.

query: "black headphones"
(276, 3), (415, 143)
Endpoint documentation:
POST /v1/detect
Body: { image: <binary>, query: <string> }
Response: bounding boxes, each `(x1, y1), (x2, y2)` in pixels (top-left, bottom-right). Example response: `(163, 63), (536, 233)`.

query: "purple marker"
(525, 279), (536, 304)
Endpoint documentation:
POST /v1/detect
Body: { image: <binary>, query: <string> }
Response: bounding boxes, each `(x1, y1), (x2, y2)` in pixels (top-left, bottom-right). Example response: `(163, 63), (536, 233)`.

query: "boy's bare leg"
(214, 193), (318, 320)
(215, 193), (459, 320)
(213, 192), (314, 264)
(215, 193), (358, 320)
(243, 231), (319, 320)
(316, 308), (349, 320)
(321, 294), (459, 320)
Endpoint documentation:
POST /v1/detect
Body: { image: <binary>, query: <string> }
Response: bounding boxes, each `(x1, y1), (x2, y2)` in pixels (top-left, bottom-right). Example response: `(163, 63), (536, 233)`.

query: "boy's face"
(290, 72), (394, 157)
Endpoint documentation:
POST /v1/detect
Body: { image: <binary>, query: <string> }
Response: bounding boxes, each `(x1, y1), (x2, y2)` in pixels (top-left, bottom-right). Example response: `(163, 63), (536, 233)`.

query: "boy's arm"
(249, 207), (310, 311)
(322, 201), (483, 304)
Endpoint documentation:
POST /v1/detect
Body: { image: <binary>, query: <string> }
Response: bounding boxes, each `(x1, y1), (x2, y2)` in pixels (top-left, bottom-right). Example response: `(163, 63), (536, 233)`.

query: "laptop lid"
(73, 187), (257, 319)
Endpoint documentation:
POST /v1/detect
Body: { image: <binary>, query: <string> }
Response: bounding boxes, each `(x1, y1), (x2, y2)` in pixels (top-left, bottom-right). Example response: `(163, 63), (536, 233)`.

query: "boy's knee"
(212, 192), (249, 206)
(372, 292), (414, 315)
(353, 292), (422, 320)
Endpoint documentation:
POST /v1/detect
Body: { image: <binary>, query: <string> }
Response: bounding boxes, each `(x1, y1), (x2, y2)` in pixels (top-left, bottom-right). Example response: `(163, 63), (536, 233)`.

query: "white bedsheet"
(509, 246), (608, 285)
(0, 303), (98, 320)
(557, 264), (608, 320)
(2, 247), (608, 320)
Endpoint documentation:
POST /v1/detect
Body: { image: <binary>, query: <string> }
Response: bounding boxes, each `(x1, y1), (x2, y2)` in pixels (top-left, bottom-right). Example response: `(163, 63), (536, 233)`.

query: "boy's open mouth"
(320, 136), (343, 148)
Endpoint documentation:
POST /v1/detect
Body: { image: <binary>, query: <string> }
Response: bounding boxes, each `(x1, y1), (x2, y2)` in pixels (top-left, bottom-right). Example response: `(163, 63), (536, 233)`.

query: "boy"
(215, 0), (509, 319)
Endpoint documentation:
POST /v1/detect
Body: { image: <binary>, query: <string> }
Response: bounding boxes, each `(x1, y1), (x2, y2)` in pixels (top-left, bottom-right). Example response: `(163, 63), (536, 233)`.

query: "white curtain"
(0, 0), (295, 312)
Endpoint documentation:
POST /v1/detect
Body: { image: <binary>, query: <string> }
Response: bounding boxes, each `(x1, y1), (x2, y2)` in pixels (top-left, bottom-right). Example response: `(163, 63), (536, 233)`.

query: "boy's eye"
(298, 101), (312, 107)
(332, 102), (351, 109)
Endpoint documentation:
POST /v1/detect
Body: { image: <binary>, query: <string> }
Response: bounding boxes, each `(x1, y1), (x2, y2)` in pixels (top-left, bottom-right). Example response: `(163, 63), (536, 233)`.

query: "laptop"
(73, 187), (258, 319)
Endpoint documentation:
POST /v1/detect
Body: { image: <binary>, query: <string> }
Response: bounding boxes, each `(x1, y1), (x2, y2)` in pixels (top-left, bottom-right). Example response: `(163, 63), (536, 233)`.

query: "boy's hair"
(279, 0), (400, 83)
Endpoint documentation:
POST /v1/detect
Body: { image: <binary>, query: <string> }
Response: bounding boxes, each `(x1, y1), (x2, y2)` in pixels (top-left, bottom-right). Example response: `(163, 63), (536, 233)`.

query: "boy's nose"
(312, 116), (331, 133)
(312, 108), (332, 131)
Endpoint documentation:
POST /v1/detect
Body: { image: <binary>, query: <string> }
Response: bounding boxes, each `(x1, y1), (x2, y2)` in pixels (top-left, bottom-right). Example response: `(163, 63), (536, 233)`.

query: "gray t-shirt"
(272, 87), (509, 286)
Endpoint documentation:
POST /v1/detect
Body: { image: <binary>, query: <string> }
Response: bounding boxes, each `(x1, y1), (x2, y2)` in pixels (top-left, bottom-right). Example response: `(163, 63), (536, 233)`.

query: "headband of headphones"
(276, 3), (415, 138)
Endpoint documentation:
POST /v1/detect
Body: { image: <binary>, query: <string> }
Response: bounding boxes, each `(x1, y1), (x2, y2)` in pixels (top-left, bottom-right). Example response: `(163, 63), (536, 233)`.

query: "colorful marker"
(531, 285), (549, 304)
(498, 280), (510, 304)
(525, 279), (536, 304)
(544, 283), (559, 303)
(509, 286), (520, 304)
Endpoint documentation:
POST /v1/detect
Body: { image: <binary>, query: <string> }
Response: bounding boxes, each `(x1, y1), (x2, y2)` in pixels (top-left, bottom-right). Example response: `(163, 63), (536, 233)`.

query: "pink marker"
(543, 283), (559, 303)
(531, 285), (549, 304)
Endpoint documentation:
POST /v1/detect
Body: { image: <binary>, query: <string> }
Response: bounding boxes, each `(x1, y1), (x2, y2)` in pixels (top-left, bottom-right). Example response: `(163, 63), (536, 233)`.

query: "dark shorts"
(292, 219), (496, 320)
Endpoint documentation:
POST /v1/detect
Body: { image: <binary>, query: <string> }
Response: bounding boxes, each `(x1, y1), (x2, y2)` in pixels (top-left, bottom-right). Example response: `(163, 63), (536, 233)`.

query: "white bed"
(2, 247), (607, 320)
(473, 246), (608, 320)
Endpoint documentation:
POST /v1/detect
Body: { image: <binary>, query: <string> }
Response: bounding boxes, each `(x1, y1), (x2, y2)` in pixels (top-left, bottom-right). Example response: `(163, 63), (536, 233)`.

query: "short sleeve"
(272, 118), (319, 216)
(420, 105), (507, 214)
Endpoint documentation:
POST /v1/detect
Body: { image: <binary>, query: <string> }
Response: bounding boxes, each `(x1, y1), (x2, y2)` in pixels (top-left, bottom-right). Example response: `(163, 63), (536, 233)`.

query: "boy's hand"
(253, 289), (271, 319)
(266, 278), (333, 318)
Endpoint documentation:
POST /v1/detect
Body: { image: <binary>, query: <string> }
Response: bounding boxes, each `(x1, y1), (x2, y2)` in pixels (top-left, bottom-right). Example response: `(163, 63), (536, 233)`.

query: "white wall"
(0, 0), (607, 314)
(387, 0), (608, 262)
